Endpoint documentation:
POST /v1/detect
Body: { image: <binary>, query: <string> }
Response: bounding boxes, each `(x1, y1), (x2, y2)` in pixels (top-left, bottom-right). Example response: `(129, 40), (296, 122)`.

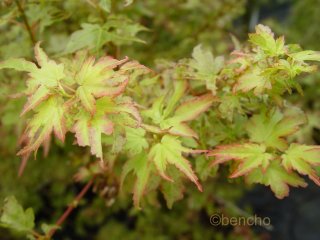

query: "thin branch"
(47, 178), (95, 238)
(14, 0), (36, 45)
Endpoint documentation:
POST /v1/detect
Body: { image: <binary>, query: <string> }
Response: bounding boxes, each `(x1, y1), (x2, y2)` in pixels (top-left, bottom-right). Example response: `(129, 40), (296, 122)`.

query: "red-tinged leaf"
(73, 116), (90, 147)
(34, 42), (49, 67)
(174, 94), (216, 122)
(282, 144), (320, 186)
(1, 44), (65, 115)
(116, 103), (142, 125)
(148, 135), (202, 191)
(75, 56), (130, 113)
(246, 160), (307, 199)
(163, 80), (188, 118)
(20, 86), (50, 116)
(76, 86), (96, 114)
(168, 122), (198, 139)
(233, 66), (272, 95)
(17, 97), (66, 158)
(209, 143), (273, 178)
(73, 111), (114, 160)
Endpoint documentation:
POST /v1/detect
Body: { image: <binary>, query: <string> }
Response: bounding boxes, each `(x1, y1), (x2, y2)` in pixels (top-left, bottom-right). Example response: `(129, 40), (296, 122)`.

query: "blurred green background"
(1, 0), (320, 239)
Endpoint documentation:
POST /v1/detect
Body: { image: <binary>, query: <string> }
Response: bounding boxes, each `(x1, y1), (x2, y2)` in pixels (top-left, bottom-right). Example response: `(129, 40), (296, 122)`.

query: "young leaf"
(0, 43), (65, 115)
(64, 17), (146, 54)
(233, 66), (272, 95)
(124, 127), (149, 155)
(173, 94), (215, 122)
(161, 167), (185, 209)
(148, 135), (203, 191)
(75, 56), (129, 114)
(246, 160), (307, 199)
(190, 44), (224, 94)
(17, 96), (66, 158)
(246, 109), (306, 151)
(0, 58), (37, 72)
(281, 143), (320, 185)
(144, 93), (215, 138)
(0, 196), (35, 233)
(249, 24), (285, 56)
(209, 143), (273, 178)
(121, 153), (151, 208)
(73, 97), (141, 160)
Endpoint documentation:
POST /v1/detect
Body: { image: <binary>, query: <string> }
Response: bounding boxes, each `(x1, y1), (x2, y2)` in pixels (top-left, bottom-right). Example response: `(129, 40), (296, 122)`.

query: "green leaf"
(246, 109), (306, 151)
(0, 196), (35, 233)
(73, 97), (141, 160)
(41, 223), (59, 235)
(246, 160), (307, 199)
(249, 24), (285, 56)
(73, 109), (113, 160)
(161, 167), (185, 209)
(191, 44), (224, 94)
(289, 50), (320, 62)
(124, 127), (149, 154)
(209, 143), (273, 178)
(148, 135), (202, 191)
(161, 94), (215, 138)
(0, 43), (65, 115)
(282, 143), (320, 186)
(75, 56), (128, 114)
(64, 17), (146, 54)
(124, 0), (134, 6)
(99, 0), (112, 12)
(233, 66), (272, 95)
(173, 94), (215, 122)
(162, 80), (187, 118)
(0, 58), (37, 72)
(121, 153), (151, 208)
(22, 43), (65, 115)
(17, 96), (66, 158)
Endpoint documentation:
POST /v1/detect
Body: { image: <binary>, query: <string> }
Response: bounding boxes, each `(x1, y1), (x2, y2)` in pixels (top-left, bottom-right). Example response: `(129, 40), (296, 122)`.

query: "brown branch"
(47, 178), (95, 238)
(14, 0), (36, 45)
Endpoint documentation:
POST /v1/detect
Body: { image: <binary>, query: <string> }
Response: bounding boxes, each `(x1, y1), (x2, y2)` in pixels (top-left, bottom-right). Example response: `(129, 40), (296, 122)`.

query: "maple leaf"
(161, 167), (185, 209)
(281, 143), (320, 186)
(289, 50), (320, 62)
(0, 58), (37, 72)
(0, 196), (35, 233)
(143, 81), (215, 138)
(233, 66), (272, 95)
(190, 44), (224, 95)
(0, 43), (65, 115)
(246, 108), (306, 151)
(120, 153), (151, 208)
(124, 127), (149, 155)
(64, 16), (146, 54)
(249, 24), (285, 56)
(148, 135), (203, 191)
(246, 160), (307, 199)
(73, 96), (141, 160)
(75, 56), (129, 114)
(17, 96), (66, 158)
(208, 143), (273, 178)
(161, 94), (215, 138)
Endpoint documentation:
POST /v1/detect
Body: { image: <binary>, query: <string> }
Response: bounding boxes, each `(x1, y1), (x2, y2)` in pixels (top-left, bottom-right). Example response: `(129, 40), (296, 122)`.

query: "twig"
(47, 178), (95, 238)
(14, 0), (36, 45)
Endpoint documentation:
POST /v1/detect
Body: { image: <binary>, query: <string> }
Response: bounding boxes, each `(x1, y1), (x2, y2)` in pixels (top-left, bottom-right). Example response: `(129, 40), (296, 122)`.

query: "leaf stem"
(31, 230), (42, 239)
(47, 178), (95, 238)
(14, 0), (36, 45)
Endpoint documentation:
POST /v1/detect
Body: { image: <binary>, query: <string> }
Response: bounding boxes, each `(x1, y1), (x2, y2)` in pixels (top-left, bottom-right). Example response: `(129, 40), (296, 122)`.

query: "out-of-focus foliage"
(1, 0), (320, 240)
